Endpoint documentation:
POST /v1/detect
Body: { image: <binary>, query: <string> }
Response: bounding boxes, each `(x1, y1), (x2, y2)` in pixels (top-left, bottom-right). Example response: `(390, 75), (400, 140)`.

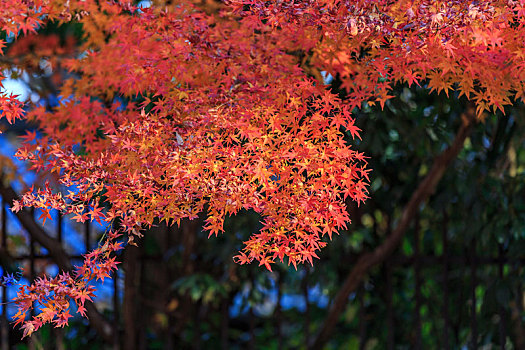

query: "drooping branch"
(310, 107), (477, 349)
(0, 181), (114, 344)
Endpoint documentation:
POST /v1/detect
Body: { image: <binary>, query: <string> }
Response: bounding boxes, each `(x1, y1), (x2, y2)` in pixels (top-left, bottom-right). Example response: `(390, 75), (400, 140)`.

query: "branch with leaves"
(0, 0), (523, 339)
(0, 181), (117, 342)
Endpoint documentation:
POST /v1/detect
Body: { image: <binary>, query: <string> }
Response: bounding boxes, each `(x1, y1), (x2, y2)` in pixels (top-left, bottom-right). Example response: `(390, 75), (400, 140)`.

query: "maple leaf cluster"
(0, 0), (523, 335)
(233, 0), (525, 115)
(0, 0), (369, 332)
(11, 2), (369, 270)
(12, 229), (123, 338)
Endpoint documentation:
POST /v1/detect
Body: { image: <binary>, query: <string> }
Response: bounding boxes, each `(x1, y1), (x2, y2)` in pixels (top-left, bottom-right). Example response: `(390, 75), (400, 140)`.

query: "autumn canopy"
(0, 0), (524, 337)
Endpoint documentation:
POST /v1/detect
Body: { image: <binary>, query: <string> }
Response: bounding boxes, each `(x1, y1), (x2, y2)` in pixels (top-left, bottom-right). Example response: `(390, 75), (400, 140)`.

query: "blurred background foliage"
(0, 2), (525, 349)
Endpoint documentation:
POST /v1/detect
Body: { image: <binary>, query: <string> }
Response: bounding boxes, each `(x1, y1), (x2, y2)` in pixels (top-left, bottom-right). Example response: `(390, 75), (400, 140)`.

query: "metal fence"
(0, 195), (523, 349)
(0, 198), (121, 349)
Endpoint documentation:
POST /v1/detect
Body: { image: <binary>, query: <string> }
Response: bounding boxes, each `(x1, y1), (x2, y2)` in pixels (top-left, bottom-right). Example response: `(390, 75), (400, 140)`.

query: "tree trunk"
(310, 107), (476, 349)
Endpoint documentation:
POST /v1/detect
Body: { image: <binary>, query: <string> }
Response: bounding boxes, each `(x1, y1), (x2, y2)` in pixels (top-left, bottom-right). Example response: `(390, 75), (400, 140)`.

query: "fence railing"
(0, 194), (523, 349)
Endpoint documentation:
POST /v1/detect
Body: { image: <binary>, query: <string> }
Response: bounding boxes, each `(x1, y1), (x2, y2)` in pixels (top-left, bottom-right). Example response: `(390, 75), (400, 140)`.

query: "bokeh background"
(0, 1), (525, 349)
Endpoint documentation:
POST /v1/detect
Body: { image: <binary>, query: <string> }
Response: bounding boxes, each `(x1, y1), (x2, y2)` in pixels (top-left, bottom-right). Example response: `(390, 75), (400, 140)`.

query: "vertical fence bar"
(29, 235), (35, 283)
(414, 214), (422, 350)
(138, 247), (146, 350)
(1, 199), (8, 350)
(85, 220), (91, 251)
(442, 211), (450, 350)
(166, 226), (174, 350)
(498, 244), (505, 349)
(123, 246), (138, 350)
(113, 270), (120, 350)
(386, 261), (394, 350)
(29, 209), (35, 283)
(55, 212), (65, 350)
(28, 209), (35, 350)
(248, 306), (255, 350)
(275, 272), (283, 350)
(57, 212), (62, 243)
(220, 298), (229, 350)
(358, 286), (366, 350)
(470, 238), (477, 350)
(515, 276), (525, 348)
(193, 303), (201, 350)
(110, 220), (121, 350)
(302, 266), (310, 348)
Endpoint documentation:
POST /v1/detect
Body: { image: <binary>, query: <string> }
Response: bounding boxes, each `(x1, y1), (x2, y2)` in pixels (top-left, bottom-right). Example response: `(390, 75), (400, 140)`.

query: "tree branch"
(310, 107), (477, 349)
(0, 181), (114, 344)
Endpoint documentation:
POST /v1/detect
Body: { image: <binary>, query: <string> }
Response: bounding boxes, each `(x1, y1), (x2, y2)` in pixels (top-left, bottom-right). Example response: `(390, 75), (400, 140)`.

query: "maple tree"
(0, 0), (523, 340)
